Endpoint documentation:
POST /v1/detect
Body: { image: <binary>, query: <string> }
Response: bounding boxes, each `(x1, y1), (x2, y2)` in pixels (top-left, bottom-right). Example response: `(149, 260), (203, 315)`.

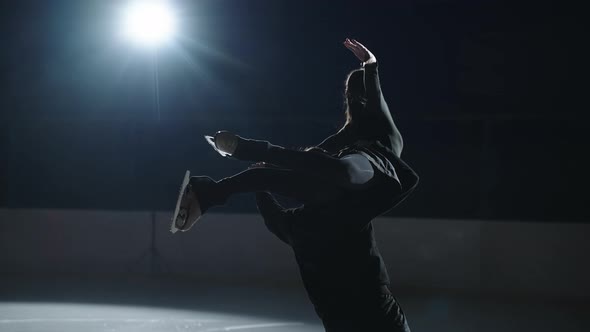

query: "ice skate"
(171, 171), (224, 233)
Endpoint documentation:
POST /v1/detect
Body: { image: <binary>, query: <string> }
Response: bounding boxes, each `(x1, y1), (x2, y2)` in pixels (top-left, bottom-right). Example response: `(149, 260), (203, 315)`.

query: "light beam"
(122, 1), (176, 47)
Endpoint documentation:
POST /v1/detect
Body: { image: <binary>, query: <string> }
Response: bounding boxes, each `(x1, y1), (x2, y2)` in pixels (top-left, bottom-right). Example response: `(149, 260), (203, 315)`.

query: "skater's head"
(344, 68), (366, 125)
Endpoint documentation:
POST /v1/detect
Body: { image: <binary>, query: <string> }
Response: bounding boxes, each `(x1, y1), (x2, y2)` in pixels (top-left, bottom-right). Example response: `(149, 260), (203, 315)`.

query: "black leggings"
(217, 146), (375, 204)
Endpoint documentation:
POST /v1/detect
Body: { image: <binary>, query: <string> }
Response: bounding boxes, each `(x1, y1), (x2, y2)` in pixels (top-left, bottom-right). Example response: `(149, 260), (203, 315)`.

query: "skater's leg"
(338, 153), (375, 186)
(259, 148), (376, 188)
(173, 148), (374, 233)
(217, 167), (344, 204)
(174, 165), (348, 233)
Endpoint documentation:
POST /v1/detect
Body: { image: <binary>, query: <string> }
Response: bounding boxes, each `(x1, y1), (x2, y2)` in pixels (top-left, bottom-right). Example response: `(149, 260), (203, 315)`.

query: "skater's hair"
(344, 68), (367, 126)
(300, 69), (367, 153)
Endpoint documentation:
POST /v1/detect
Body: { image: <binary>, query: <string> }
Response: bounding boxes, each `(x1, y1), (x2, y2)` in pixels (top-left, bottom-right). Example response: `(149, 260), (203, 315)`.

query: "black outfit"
(218, 62), (418, 332)
(257, 171), (414, 332)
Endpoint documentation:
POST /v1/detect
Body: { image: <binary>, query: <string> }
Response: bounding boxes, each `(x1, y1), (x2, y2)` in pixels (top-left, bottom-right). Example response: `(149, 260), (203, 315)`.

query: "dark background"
(0, 0), (586, 221)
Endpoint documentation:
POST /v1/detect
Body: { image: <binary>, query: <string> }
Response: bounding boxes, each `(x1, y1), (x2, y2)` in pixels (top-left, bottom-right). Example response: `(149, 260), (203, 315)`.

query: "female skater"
(172, 38), (418, 332)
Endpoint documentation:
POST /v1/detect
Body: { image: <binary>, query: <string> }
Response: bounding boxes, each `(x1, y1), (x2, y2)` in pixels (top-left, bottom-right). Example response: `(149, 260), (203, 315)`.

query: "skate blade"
(205, 135), (231, 157)
(170, 170), (191, 234)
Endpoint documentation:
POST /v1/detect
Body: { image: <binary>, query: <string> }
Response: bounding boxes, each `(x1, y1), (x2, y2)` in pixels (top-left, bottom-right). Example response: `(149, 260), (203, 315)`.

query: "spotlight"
(122, 1), (176, 47)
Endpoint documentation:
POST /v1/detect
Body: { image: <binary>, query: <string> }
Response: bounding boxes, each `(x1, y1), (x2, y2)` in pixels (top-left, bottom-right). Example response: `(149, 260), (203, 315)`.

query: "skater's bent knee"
(338, 154), (375, 188)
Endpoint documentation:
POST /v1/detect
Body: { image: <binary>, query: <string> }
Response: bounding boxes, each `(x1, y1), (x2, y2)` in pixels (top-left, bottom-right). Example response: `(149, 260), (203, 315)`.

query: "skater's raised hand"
(343, 38), (376, 65)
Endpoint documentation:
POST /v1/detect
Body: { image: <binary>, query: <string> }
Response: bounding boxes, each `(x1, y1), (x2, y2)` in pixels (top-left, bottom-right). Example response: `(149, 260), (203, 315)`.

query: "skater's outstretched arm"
(344, 39), (403, 157)
(213, 132), (374, 188)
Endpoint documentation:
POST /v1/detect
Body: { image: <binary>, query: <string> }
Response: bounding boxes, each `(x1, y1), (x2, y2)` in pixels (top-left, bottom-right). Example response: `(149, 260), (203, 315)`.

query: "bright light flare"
(122, 1), (176, 47)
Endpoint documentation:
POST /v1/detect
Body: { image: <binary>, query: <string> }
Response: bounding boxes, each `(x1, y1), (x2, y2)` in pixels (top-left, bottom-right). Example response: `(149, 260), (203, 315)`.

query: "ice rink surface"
(0, 277), (588, 332)
(0, 302), (316, 332)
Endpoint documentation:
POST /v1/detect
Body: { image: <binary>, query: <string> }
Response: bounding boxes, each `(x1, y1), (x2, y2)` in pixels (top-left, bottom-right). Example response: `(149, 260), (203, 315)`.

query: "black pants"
(319, 290), (411, 332)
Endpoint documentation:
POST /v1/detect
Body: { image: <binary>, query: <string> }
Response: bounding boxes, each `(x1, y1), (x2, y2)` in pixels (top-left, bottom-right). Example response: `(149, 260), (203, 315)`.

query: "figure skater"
(171, 38), (419, 332)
